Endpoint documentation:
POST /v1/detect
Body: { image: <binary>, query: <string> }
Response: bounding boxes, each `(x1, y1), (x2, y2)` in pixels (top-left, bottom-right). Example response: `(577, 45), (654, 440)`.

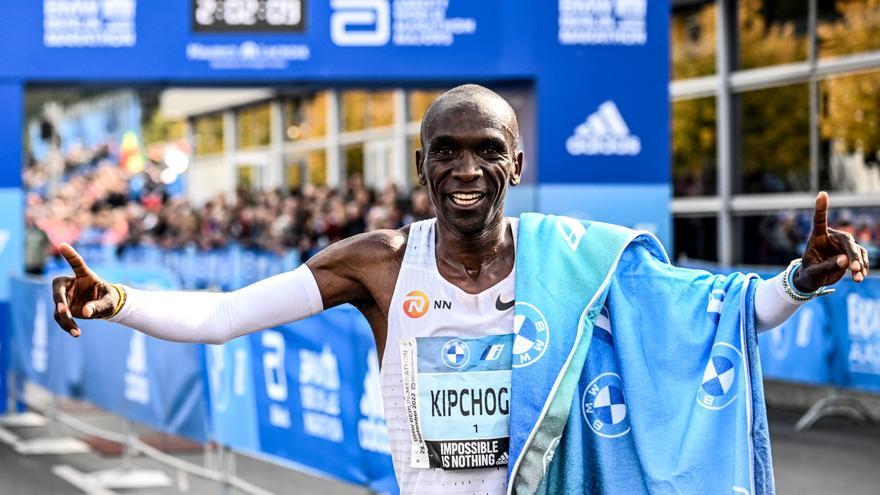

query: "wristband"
(783, 259), (835, 302)
(108, 283), (127, 319)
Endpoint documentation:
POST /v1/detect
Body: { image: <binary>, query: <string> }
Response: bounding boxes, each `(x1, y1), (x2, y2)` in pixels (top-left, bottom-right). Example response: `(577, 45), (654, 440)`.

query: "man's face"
(416, 101), (523, 238)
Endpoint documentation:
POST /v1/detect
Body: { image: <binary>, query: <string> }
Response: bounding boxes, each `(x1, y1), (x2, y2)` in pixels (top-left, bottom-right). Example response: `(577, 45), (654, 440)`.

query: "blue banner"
(829, 279), (880, 392)
(758, 299), (833, 385)
(0, 303), (10, 413)
(757, 278), (880, 392)
(9, 273), (209, 441)
(206, 305), (396, 492)
(11, 277), (85, 397)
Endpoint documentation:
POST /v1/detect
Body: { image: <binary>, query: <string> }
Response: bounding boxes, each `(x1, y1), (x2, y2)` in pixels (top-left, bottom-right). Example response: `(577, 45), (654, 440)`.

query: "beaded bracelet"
(783, 259), (834, 302)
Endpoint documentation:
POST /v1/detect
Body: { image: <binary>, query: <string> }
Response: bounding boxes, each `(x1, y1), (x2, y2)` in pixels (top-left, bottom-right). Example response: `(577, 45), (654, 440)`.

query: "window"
(820, 71), (880, 194)
(738, 212), (811, 265)
(672, 97), (717, 196)
(237, 164), (263, 190)
(673, 216), (718, 262)
(343, 144), (365, 179)
(236, 103), (271, 149)
(739, 84), (811, 193)
(408, 90), (445, 123)
(341, 90), (394, 131)
(671, 3), (716, 79)
(818, 0), (880, 59)
(283, 92), (328, 141)
(194, 113), (224, 156)
(738, 0), (808, 70)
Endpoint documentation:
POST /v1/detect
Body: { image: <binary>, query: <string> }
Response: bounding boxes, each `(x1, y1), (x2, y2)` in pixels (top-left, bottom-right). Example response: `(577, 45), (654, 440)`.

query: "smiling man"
(52, 85), (869, 494)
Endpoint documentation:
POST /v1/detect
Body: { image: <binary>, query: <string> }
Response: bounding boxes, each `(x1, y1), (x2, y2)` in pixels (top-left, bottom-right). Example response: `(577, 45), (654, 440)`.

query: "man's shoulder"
(331, 225), (412, 264)
(359, 226), (410, 253)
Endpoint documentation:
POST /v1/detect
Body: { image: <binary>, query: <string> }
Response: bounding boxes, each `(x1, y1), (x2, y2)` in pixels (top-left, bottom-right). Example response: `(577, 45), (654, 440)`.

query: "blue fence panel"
(9, 272), (209, 442)
(206, 305), (396, 492)
(758, 299), (833, 385)
(78, 320), (208, 442)
(10, 277), (85, 397)
(828, 278), (880, 392)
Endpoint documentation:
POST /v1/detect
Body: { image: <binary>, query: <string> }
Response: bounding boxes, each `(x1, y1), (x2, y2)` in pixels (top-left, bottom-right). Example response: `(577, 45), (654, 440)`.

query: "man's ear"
(509, 151), (524, 186)
(415, 149), (427, 185)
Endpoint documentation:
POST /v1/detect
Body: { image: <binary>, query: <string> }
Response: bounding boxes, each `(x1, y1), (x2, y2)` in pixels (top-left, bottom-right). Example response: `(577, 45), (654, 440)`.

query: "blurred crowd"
(23, 142), (434, 274)
(755, 210), (880, 269)
(23, 141), (880, 275)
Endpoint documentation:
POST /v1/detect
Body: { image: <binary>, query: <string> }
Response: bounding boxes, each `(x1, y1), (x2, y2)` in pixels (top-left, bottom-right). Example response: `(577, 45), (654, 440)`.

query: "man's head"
(416, 84), (523, 238)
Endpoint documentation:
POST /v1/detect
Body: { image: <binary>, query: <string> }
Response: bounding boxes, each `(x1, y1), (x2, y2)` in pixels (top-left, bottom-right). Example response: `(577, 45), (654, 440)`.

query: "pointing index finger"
(59, 242), (94, 279)
(812, 191), (829, 236)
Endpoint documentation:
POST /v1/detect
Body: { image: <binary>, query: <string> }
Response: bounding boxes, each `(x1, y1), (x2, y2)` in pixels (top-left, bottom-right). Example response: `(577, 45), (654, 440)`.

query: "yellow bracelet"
(108, 284), (127, 319)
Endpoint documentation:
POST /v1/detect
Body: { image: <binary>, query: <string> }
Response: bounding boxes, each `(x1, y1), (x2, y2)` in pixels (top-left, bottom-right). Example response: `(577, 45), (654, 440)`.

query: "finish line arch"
(0, 0), (669, 356)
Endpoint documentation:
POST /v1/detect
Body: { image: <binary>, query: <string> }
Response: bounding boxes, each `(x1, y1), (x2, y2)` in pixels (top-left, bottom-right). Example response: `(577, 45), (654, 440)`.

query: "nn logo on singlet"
(402, 290), (452, 318)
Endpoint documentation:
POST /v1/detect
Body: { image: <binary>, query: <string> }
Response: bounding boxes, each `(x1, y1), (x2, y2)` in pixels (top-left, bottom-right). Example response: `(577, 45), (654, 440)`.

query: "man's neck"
(434, 214), (514, 285)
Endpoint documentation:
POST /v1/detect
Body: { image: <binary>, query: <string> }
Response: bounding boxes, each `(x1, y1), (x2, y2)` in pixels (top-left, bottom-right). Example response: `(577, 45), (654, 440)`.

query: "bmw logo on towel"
(582, 372), (630, 438)
(697, 342), (743, 410)
(441, 339), (470, 369)
(512, 302), (550, 368)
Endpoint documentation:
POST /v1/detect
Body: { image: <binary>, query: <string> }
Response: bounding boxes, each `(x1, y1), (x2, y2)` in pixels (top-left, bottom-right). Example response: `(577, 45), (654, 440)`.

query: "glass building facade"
(184, 85), (534, 208)
(672, 0), (880, 266)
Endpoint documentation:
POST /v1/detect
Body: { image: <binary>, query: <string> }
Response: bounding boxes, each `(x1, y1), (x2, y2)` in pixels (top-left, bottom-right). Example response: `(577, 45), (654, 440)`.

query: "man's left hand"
(794, 191), (870, 293)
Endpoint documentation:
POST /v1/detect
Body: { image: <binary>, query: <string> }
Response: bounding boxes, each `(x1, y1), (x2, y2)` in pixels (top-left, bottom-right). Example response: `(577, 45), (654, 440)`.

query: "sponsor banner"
(9, 274), (396, 490)
(1, 0), (520, 79)
(10, 277), (84, 397)
(536, 0), (668, 185)
(756, 278), (880, 392)
(0, 189), (23, 302)
(831, 278), (880, 392)
(758, 303), (832, 385)
(9, 273), (209, 441)
(0, 303), (10, 413)
(246, 306), (396, 491)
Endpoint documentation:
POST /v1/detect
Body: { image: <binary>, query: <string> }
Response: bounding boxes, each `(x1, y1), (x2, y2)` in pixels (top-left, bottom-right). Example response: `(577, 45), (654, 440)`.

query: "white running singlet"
(381, 218), (517, 495)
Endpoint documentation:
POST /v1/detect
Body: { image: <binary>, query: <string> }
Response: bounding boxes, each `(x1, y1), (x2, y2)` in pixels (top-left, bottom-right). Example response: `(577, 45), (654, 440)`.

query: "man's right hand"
(52, 243), (120, 337)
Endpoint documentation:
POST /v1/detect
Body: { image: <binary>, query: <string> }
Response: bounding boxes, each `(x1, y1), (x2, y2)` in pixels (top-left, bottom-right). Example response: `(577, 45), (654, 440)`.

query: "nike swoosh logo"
(495, 295), (515, 311)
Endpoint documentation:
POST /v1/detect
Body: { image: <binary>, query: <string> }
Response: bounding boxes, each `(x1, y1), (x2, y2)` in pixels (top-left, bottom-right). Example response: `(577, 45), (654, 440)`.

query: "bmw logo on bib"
(582, 372), (630, 438)
(697, 342), (743, 410)
(512, 302), (550, 368)
(441, 339), (470, 369)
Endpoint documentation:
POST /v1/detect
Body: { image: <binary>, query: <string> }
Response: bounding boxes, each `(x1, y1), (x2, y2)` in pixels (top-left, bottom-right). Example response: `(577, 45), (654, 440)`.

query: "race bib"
(400, 334), (512, 470)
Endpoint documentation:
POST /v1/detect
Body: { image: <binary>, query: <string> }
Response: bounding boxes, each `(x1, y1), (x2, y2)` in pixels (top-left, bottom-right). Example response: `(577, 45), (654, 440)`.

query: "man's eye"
(438, 148), (454, 155)
(482, 147), (500, 155)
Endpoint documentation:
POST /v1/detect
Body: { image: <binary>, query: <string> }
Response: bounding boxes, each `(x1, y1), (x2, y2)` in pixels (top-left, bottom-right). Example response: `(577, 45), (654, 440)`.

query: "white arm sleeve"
(754, 271), (806, 333)
(107, 264), (324, 344)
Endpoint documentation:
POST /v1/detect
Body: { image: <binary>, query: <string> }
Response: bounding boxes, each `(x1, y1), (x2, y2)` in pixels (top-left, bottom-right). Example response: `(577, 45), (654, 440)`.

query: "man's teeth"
(451, 192), (484, 206)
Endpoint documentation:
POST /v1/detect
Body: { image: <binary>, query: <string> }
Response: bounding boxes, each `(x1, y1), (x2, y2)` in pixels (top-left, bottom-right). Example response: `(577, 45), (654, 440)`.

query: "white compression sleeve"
(107, 264), (324, 344)
(754, 270), (806, 333)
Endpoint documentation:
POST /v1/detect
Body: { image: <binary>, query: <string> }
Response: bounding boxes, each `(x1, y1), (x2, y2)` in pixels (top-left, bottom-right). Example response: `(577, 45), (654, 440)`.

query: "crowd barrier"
(758, 277), (880, 393)
(5, 247), (879, 493)
(45, 244), (304, 290)
(7, 268), (397, 493)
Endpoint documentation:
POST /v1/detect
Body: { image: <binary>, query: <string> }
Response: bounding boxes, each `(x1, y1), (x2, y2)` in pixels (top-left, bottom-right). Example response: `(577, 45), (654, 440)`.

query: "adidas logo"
(496, 451), (509, 466)
(566, 100), (641, 156)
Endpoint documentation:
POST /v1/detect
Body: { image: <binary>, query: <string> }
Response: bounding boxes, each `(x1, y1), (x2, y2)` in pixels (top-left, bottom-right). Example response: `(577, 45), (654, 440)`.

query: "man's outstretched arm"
(51, 231), (394, 343)
(754, 191), (869, 331)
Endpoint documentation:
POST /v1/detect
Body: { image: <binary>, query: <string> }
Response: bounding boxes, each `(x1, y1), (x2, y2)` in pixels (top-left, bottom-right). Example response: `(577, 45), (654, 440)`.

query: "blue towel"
(507, 213), (774, 495)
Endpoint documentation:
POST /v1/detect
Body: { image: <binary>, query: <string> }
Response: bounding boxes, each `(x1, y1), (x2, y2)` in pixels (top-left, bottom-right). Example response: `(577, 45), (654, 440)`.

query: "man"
(53, 85), (869, 494)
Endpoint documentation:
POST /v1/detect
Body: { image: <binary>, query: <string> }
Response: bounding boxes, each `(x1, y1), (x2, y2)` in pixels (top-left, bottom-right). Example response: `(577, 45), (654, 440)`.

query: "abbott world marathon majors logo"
(566, 101), (641, 156)
(512, 302), (550, 368)
(697, 343), (743, 410)
(582, 372), (630, 438)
